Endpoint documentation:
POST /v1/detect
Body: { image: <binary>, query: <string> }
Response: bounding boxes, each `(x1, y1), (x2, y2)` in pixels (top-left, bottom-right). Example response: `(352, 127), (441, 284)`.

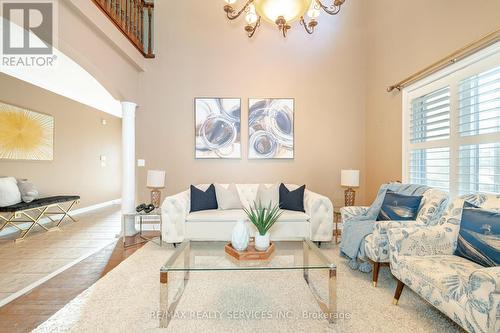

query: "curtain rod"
(387, 28), (500, 93)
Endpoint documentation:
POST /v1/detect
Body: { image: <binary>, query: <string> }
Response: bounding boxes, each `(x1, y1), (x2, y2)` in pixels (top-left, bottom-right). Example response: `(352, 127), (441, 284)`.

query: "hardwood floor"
(0, 232), (160, 333)
(0, 206), (122, 306)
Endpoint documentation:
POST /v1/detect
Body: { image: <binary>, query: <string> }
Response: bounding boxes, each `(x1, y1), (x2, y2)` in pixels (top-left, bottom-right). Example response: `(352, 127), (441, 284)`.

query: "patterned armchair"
(340, 187), (448, 286)
(388, 193), (500, 333)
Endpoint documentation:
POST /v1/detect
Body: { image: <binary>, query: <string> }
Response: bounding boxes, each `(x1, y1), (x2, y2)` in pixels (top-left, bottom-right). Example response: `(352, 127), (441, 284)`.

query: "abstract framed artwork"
(195, 98), (241, 159)
(0, 102), (54, 161)
(248, 98), (294, 159)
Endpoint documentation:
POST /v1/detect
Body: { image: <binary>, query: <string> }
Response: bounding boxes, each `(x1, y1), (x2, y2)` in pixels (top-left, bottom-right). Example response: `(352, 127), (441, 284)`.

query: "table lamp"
(341, 169), (360, 206)
(147, 170), (166, 208)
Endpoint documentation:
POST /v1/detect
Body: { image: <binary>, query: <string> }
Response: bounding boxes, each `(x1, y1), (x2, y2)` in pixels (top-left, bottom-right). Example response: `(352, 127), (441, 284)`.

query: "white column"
(121, 101), (138, 236)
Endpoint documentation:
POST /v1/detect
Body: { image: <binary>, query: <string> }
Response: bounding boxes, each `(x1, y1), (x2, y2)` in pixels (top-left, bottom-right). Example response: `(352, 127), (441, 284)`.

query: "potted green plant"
(243, 201), (282, 251)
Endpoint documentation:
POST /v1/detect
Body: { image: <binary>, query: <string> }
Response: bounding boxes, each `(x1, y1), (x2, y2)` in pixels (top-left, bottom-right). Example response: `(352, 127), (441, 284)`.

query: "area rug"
(32, 242), (463, 333)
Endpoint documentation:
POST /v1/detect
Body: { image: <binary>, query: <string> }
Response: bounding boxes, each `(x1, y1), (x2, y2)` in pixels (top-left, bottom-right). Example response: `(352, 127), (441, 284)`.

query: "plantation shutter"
(404, 43), (500, 196)
(458, 66), (500, 137)
(409, 147), (450, 191)
(459, 143), (500, 194)
(410, 87), (451, 143)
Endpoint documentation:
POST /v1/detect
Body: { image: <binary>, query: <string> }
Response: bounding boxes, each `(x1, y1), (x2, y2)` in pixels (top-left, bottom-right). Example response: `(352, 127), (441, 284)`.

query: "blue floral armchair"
(388, 193), (500, 333)
(340, 187), (448, 286)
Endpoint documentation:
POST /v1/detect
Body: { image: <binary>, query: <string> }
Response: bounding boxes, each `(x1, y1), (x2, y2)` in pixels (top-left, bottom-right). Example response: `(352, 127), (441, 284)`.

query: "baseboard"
(0, 198), (121, 238)
(71, 199), (121, 216)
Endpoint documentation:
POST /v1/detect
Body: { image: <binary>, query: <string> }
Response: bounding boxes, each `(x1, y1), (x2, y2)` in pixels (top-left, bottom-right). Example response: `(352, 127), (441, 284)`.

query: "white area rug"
(32, 242), (463, 333)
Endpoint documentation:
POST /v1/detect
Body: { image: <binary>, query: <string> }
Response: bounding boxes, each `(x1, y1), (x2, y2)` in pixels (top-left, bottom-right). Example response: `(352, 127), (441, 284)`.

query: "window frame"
(402, 42), (500, 197)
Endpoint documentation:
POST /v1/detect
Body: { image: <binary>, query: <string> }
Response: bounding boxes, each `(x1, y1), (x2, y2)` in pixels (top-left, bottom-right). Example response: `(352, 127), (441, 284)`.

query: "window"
(459, 143), (500, 194)
(409, 148), (450, 192)
(403, 42), (500, 197)
(459, 66), (500, 136)
(410, 87), (450, 143)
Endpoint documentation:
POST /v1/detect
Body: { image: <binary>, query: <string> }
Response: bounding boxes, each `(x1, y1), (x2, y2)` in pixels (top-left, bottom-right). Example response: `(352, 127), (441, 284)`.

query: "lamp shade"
(341, 169), (360, 187)
(147, 170), (165, 188)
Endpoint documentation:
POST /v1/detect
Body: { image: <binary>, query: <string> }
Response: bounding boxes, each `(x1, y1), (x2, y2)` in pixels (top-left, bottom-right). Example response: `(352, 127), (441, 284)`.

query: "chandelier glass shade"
(223, 0), (346, 38)
(254, 0), (311, 24)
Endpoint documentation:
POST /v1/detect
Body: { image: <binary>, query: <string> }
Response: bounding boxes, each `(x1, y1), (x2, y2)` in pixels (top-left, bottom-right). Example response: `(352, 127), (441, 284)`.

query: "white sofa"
(161, 184), (333, 244)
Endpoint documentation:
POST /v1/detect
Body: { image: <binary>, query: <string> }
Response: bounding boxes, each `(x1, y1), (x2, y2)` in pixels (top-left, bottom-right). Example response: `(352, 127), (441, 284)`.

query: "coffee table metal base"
(159, 241), (336, 328)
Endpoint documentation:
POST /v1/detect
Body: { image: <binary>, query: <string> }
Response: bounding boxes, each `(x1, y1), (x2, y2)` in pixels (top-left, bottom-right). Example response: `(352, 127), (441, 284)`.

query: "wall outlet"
(137, 159), (146, 167)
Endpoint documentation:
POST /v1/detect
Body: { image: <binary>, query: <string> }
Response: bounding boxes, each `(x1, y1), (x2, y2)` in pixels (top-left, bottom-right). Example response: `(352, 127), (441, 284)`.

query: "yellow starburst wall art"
(0, 103), (54, 161)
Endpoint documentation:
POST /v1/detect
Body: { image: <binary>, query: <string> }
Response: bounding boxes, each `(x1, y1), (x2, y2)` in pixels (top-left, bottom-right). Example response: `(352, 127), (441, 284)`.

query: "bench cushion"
(186, 209), (310, 223)
(0, 196), (80, 213)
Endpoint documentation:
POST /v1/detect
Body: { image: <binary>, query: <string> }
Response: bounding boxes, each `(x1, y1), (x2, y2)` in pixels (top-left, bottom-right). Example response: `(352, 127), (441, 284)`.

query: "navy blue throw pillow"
(377, 191), (423, 221)
(454, 202), (500, 267)
(279, 184), (305, 212)
(190, 184), (218, 213)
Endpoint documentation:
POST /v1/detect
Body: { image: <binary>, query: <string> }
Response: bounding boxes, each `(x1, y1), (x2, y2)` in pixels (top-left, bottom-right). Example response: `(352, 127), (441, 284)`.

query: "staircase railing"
(91, 0), (155, 58)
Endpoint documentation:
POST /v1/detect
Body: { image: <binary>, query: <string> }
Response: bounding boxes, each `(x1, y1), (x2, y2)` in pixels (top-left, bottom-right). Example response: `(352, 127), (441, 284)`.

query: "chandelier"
(223, 0), (346, 38)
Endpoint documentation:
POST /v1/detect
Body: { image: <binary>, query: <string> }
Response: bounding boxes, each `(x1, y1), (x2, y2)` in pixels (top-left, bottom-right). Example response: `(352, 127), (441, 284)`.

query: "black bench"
(0, 196), (80, 241)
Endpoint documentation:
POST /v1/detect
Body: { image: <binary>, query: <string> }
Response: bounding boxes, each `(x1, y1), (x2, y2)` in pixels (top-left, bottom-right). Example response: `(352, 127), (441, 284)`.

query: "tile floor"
(0, 205), (121, 306)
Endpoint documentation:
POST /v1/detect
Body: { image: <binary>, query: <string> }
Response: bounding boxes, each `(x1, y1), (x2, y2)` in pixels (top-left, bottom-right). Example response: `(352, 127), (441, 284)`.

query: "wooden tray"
(225, 240), (275, 261)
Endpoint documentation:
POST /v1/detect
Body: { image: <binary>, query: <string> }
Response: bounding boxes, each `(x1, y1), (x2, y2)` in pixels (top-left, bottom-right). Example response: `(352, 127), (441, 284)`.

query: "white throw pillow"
(215, 183), (242, 210)
(17, 180), (39, 203)
(256, 183), (280, 208)
(0, 177), (22, 207)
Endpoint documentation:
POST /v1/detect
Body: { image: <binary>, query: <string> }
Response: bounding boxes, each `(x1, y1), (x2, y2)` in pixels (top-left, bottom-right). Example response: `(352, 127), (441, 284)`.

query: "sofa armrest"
(161, 190), (190, 243)
(387, 226), (456, 280)
(373, 220), (417, 237)
(304, 190), (333, 242)
(468, 267), (500, 332)
(364, 221), (419, 262)
(340, 206), (370, 222)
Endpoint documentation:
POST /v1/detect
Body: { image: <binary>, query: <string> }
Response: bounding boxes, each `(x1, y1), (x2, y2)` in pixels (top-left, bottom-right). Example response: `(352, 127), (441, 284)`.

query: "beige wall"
(57, 0), (142, 102)
(364, 0), (500, 200)
(136, 0), (368, 206)
(0, 74), (122, 208)
(22, 0), (497, 206)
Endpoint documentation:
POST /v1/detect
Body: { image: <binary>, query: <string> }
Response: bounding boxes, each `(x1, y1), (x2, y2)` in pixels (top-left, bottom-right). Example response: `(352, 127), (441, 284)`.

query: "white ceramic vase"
(231, 220), (249, 251)
(255, 232), (270, 251)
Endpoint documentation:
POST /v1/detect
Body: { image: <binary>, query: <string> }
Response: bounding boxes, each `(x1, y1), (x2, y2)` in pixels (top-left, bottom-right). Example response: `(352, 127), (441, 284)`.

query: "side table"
(122, 209), (162, 248)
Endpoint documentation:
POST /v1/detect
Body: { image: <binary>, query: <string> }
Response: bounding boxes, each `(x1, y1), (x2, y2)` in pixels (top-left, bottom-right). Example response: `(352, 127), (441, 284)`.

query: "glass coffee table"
(159, 239), (336, 328)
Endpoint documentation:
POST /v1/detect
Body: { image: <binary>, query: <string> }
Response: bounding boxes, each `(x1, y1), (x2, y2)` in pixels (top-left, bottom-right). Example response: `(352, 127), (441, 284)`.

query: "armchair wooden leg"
(393, 280), (405, 305)
(372, 262), (380, 287)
